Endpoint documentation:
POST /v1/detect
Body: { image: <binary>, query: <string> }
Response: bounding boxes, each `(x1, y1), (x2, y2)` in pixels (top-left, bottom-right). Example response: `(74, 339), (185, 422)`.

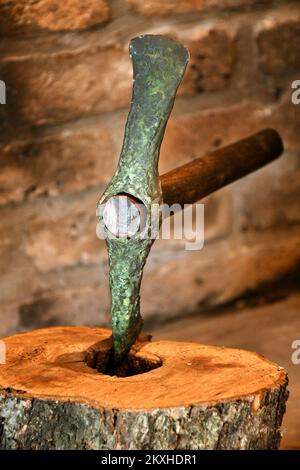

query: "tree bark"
(0, 326), (288, 450)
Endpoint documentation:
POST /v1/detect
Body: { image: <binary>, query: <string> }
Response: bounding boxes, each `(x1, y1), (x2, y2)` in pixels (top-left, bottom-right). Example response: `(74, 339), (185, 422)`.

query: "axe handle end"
(161, 128), (283, 207)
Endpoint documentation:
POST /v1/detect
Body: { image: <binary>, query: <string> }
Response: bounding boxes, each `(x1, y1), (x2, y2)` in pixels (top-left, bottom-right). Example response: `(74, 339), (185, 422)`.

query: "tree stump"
(0, 326), (288, 450)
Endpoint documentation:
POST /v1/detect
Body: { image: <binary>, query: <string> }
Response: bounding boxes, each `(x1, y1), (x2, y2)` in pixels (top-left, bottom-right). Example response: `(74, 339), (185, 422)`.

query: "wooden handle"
(160, 128), (283, 206)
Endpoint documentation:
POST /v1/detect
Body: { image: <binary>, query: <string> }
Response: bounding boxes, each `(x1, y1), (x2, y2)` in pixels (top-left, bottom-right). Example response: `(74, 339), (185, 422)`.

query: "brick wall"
(0, 0), (299, 336)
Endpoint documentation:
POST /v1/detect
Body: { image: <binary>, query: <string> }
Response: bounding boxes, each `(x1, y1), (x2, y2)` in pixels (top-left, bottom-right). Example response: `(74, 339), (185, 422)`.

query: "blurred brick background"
(0, 0), (299, 447)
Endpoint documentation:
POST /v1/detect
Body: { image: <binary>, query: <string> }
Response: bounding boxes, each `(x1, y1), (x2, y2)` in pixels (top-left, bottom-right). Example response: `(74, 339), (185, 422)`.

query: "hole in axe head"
(102, 193), (147, 239)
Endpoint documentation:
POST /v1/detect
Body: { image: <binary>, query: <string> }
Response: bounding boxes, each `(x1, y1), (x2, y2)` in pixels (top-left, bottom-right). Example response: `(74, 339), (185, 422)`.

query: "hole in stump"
(85, 340), (162, 378)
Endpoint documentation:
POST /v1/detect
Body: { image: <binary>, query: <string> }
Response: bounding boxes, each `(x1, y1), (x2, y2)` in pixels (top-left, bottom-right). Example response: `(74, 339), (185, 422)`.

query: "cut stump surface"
(0, 326), (288, 449)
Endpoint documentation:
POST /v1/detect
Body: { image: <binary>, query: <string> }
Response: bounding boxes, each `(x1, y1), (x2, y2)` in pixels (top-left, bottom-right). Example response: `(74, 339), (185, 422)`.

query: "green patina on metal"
(97, 35), (188, 363)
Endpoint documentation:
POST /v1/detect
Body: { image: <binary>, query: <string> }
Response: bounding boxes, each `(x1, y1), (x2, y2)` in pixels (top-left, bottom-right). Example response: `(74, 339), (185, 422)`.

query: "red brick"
(23, 199), (107, 272)
(257, 14), (300, 76)
(178, 28), (237, 95)
(159, 94), (300, 173)
(128, 0), (268, 16)
(142, 228), (300, 321)
(203, 191), (233, 241)
(0, 0), (111, 34)
(0, 302), (20, 337)
(17, 286), (110, 330)
(235, 151), (300, 230)
(5, 189), (107, 273)
(6, 95), (293, 208)
(0, 283), (110, 337)
(1, 45), (132, 125)
(2, 227), (299, 337)
(0, 126), (116, 205)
